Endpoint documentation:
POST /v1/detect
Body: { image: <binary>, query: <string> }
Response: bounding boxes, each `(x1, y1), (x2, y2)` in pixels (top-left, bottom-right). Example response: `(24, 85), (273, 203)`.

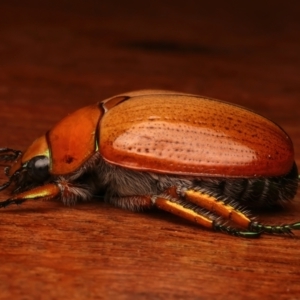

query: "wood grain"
(0, 1), (300, 299)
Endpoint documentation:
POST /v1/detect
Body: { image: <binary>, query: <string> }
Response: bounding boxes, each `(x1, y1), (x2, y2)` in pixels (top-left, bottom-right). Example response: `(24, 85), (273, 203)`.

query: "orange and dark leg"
(0, 183), (61, 208)
(152, 187), (300, 237)
(0, 179), (97, 208)
(104, 188), (261, 237)
(152, 189), (260, 238)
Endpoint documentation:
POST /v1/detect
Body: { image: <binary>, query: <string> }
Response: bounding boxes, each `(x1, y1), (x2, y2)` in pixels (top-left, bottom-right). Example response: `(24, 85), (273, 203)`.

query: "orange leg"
(184, 190), (251, 228)
(154, 196), (214, 229)
(184, 189), (300, 235)
(0, 183), (60, 208)
(153, 190), (260, 238)
(153, 188), (300, 237)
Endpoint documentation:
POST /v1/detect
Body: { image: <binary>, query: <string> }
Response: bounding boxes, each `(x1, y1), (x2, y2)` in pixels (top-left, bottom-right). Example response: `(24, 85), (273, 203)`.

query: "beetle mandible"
(0, 90), (299, 238)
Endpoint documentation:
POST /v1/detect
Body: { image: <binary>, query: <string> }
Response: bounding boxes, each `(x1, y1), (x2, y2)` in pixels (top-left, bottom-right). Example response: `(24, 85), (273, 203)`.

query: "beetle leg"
(0, 170), (22, 192)
(107, 193), (258, 237)
(153, 193), (261, 238)
(184, 190), (251, 228)
(0, 183), (60, 208)
(184, 189), (300, 236)
(249, 221), (300, 235)
(0, 148), (22, 163)
(0, 180), (13, 192)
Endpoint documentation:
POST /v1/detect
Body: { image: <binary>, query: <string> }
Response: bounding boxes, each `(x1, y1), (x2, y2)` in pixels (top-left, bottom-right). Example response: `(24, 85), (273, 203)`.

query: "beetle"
(0, 90), (299, 238)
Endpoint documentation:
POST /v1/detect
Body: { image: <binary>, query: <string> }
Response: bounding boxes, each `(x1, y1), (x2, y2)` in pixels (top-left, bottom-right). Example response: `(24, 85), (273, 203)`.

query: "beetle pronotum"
(0, 90), (299, 238)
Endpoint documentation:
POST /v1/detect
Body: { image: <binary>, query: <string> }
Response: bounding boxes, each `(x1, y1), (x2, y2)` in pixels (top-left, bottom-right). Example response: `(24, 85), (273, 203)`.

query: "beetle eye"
(27, 156), (50, 182)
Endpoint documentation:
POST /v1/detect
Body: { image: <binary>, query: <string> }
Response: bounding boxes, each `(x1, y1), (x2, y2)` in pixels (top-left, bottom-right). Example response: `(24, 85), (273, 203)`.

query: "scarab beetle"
(0, 90), (299, 238)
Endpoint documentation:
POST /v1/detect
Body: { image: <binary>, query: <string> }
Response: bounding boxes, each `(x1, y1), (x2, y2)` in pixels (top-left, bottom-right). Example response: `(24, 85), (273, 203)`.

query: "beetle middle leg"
(106, 193), (256, 237)
(152, 189), (261, 238)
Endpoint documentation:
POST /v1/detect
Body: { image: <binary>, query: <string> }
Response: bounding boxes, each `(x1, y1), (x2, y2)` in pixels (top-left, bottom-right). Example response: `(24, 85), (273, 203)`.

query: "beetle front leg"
(0, 183), (60, 208)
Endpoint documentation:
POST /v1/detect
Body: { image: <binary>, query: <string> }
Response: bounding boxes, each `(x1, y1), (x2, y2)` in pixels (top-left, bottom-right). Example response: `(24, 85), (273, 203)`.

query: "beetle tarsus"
(213, 222), (261, 238)
(290, 222), (300, 230)
(249, 221), (299, 235)
(0, 198), (25, 208)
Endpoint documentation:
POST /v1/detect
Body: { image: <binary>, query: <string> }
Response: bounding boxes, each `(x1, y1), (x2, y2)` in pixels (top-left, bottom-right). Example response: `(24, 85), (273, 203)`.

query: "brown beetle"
(0, 90), (299, 238)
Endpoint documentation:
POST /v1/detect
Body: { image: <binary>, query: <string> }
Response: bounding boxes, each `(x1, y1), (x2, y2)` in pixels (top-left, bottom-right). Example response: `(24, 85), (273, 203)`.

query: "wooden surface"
(0, 1), (300, 299)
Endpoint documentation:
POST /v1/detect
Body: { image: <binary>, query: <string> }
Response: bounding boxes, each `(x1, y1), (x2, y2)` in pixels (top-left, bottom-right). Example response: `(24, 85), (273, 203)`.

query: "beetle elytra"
(0, 90), (299, 238)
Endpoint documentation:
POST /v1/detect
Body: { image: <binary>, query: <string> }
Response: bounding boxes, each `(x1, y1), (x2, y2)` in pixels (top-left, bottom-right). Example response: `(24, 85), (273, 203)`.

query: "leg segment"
(184, 189), (300, 236)
(151, 187), (300, 237)
(0, 179), (97, 209)
(107, 193), (259, 237)
(249, 221), (300, 235)
(153, 191), (261, 238)
(154, 196), (214, 229)
(185, 190), (251, 229)
(0, 183), (60, 208)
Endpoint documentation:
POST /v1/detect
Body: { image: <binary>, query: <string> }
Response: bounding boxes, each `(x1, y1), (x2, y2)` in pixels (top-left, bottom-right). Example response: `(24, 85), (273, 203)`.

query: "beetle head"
(0, 135), (51, 193)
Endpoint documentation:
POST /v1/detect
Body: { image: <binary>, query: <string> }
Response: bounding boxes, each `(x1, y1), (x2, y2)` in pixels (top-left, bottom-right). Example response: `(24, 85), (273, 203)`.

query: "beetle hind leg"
(183, 189), (300, 236)
(107, 194), (259, 237)
(184, 189), (252, 228)
(153, 192), (261, 238)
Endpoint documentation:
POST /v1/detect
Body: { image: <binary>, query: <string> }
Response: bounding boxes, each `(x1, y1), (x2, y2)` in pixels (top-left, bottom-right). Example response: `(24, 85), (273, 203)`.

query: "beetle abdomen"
(99, 92), (294, 178)
(94, 154), (298, 210)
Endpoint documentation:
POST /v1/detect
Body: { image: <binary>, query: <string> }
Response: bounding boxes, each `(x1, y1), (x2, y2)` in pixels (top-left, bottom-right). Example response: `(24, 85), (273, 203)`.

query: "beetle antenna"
(0, 148), (22, 163)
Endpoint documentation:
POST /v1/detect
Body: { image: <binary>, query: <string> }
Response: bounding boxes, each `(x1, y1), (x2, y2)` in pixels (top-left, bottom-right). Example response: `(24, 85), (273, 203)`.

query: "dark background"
(0, 1), (300, 299)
